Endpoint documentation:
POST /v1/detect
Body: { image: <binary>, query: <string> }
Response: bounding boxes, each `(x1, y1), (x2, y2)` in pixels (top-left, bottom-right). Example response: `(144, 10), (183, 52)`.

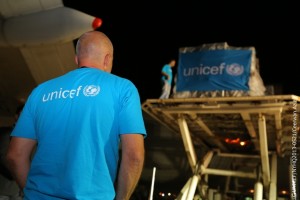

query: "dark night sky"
(64, 1), (299, 102)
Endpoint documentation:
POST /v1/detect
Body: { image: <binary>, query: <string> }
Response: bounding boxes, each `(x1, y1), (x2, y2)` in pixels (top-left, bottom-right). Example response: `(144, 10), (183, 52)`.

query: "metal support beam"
(269, 152), (277, 200)
(162, 106), (284, 115)
(258, 114), (270, 188)
(224, 176), (231, 196)
(186, 174), (200, 200)
(241, 112), (260, 150)
(202, 168), (257, 179)
(186, 151), (214, 200)
(177, 114), (198, 172)
(177, 178), (192, 200)
(241, 112), (257, 138)
(274, 111), (283, 156)
(254, 182), (263, 200)
(216, 150), (261, 159)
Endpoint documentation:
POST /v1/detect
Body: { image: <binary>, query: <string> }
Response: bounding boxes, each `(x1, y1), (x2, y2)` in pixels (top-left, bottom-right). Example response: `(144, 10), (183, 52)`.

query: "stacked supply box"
(173, 42), (266, 98)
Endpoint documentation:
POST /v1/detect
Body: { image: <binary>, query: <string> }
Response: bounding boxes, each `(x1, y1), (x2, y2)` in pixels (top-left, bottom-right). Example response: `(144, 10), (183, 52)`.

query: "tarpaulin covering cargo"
(173, 42), (266, 98)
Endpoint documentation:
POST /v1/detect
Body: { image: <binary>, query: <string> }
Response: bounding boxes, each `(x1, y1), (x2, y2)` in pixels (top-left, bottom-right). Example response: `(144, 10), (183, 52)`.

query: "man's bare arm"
(115, 134), (145, 200)
(6, 137), (37, 189)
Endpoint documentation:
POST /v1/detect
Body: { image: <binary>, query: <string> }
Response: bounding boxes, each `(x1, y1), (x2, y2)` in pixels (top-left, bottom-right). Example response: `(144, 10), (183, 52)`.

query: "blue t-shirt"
(161, 64), (173, 85)
(12, 67), (147, 200)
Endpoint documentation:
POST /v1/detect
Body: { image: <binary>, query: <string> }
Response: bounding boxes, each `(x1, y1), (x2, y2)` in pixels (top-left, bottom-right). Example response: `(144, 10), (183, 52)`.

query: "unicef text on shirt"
(182, 63), (244, 77)
(42, 85), (100, 102)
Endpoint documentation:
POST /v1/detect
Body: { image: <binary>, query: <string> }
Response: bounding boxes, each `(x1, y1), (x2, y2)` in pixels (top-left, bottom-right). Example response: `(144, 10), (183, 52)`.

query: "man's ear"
(103, 54), (112, 72)
(75, 56), (78, 65)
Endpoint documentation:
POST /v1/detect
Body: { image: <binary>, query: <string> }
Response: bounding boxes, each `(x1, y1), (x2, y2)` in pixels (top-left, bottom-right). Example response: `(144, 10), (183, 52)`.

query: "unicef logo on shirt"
(83, 85), (100, 96)
(226, 63), (244, 76)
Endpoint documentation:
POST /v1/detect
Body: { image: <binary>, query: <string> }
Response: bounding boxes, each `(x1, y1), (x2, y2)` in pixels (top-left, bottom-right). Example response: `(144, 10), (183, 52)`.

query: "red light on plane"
(92, 18), (103, 29)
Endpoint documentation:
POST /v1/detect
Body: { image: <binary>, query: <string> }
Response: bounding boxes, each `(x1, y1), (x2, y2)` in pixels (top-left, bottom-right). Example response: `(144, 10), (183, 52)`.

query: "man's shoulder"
(109, 73), (133, 84)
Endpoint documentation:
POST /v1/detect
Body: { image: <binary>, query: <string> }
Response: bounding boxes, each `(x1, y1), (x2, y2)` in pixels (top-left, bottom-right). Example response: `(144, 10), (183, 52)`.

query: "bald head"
(75, 31), (114, 72)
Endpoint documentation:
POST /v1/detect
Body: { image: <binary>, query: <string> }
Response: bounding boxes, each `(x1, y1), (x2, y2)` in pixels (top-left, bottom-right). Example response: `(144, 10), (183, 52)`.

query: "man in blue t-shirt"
(159, 59), (176, 99)
(6, 31), (147, 200)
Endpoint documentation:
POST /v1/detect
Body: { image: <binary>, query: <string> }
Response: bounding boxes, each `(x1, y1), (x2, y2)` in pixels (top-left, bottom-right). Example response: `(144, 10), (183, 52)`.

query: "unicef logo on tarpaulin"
(83, 85), (100, 96)
(226, 63), (244, 76)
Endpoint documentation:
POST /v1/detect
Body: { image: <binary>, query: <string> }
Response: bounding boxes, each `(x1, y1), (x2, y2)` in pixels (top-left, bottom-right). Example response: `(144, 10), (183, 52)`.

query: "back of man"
(6, 31), (146, 200)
